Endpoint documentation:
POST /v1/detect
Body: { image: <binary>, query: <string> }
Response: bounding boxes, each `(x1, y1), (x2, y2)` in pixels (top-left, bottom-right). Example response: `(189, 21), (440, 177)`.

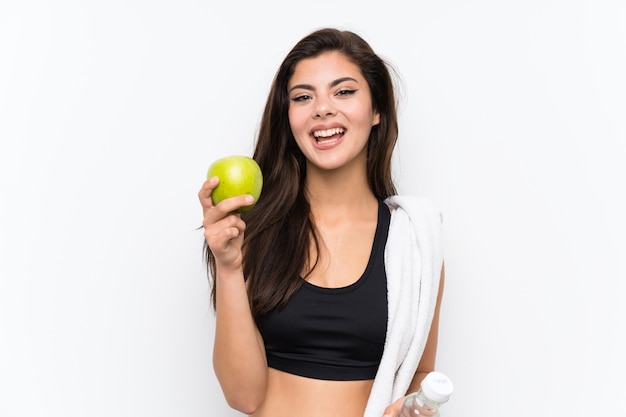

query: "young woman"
(199, 28), (445, 417)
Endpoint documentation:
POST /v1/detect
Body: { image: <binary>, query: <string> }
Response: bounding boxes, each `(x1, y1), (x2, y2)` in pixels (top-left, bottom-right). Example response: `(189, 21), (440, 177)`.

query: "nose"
(314, 97), (336, 118)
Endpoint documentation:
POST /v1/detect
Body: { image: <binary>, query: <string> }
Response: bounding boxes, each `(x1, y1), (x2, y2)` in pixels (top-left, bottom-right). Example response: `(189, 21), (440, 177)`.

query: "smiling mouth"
(313, 127), (345, 144)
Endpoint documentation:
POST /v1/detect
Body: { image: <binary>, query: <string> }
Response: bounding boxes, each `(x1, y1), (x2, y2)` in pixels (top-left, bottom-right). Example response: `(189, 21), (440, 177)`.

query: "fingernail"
(245, 196), (254, 204)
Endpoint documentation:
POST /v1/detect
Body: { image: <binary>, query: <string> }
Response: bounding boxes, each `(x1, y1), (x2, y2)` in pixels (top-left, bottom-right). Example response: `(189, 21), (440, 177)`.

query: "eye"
(336, 89), (357, 97)
(291, 94), (312, 102)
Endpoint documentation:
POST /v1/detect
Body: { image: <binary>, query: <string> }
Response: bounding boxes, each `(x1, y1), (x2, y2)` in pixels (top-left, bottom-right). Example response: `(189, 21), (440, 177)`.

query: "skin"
(199, 51), (445, 417)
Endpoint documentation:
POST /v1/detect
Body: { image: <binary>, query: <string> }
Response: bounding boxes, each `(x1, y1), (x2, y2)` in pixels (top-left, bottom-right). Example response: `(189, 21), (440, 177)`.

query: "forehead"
(289, 51), (363, 85)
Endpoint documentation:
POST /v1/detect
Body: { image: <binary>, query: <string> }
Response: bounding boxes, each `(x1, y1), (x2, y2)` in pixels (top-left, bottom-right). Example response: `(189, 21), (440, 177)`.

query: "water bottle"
(400, 371), (453, 417)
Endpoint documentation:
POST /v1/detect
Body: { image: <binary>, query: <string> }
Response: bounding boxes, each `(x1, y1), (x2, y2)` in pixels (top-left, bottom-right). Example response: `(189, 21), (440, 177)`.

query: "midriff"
(251, 368), (374, 417)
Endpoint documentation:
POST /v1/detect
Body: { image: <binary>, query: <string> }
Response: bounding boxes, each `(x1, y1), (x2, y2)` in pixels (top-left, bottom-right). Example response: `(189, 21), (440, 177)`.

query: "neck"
(304, 160), (378, 219)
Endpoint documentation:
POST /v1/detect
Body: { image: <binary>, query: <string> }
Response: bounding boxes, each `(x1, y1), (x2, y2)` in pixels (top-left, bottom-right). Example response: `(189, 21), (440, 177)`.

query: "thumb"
(383, 395), (407, 417)
(382, 404), (396, 417)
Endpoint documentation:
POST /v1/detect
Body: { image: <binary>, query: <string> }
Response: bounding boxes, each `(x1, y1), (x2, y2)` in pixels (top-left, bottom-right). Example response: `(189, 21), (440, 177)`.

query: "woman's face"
(287, 51), (380, 172)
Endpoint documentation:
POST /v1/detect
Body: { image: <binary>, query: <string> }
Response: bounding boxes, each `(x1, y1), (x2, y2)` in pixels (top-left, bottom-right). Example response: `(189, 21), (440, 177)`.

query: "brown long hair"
(205, 28), (399, 320)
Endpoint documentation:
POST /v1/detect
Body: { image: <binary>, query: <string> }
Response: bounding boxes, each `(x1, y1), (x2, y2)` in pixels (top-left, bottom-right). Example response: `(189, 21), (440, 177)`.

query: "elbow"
(221, 379), (267, 415)
(213, 358), (268, 414)
(225, 393), (264, 415)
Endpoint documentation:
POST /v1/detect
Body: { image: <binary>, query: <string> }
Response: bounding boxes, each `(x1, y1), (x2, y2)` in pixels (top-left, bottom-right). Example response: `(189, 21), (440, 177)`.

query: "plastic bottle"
(400, 371), (453, 417)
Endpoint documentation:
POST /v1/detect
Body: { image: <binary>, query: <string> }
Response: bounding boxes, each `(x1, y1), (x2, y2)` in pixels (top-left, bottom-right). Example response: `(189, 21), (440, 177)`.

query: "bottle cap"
(420, 371), (454, 403)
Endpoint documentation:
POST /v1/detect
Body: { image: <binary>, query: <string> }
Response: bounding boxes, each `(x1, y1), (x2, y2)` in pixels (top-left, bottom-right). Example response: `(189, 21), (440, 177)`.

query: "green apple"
(207, 155), (263, 213)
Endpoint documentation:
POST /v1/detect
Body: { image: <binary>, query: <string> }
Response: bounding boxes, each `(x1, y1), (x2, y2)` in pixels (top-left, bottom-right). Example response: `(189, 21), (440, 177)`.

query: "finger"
(204, 212), (246, 236)
(215, 213), (246, 233)
(412, 402), (436, 417)
(208, 224), (243, 248)
(204, 216), (246, 253)
(382, 404), (397, 417)
(204, 195), (255, 221)
(198, 176), (219, 206)
(383, 396), (407, 417)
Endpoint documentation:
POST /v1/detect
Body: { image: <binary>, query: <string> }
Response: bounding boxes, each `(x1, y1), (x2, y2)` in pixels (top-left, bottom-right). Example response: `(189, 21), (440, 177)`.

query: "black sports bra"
(256, 200), (390, 381)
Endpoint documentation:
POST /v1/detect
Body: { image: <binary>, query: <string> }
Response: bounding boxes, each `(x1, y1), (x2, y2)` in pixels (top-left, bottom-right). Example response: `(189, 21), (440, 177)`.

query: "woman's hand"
(383, 395), (437, 417)
(382, 396), (404, 417)
(198, 176), (255, 273)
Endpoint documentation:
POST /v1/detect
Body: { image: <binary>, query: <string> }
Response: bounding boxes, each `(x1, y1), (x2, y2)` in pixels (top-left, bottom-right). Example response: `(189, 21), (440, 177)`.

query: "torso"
(305, 202), (378, 288)
(253, 199), (391, 417)
(251, 369), (373, 417)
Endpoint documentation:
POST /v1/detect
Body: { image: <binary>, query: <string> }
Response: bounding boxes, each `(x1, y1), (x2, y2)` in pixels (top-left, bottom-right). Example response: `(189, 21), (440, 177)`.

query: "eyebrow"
(288, 77), (359, 94)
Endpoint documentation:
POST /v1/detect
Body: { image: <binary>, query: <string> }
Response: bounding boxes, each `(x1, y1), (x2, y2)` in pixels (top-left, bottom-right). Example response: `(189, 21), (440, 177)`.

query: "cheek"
(287, 106), (296, 127)
(288, 108), (307, 134)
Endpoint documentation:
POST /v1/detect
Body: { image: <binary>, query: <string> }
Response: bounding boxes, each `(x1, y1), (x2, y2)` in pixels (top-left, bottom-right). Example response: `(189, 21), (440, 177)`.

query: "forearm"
(405, 371), (429, 395)
(213, 268), (268, 413)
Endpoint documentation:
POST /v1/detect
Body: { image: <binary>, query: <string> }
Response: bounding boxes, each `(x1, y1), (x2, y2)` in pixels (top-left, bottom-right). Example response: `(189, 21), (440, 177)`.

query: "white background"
(1, 0), (625, 416)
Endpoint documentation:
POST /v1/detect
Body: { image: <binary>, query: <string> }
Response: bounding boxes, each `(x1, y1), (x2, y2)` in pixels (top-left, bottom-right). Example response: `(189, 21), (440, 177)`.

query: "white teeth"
(316, 137), (337, 145)
(313, 127), (345, 138)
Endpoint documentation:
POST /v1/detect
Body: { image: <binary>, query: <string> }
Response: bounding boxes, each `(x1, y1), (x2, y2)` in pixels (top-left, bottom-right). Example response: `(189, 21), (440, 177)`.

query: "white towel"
(363, 195), (444, 417)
